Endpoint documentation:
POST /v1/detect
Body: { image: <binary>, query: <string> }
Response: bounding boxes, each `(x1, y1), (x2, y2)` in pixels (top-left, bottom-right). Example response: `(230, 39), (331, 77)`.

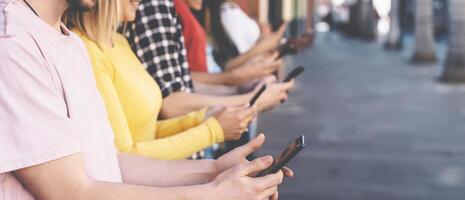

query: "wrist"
(210, 159), (220, 182)
(223, 70), (241, 86)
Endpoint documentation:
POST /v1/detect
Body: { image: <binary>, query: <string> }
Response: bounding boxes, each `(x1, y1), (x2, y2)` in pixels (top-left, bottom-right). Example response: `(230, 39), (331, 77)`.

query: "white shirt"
(220, 2), (261, 53)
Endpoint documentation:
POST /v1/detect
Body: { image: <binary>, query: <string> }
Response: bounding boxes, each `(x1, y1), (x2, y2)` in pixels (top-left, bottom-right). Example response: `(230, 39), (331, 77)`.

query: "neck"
(23, 0), (68, 31)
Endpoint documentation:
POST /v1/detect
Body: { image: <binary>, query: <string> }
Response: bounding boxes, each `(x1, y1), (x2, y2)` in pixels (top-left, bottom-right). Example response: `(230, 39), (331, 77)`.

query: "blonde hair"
(65, 0), (121, 48)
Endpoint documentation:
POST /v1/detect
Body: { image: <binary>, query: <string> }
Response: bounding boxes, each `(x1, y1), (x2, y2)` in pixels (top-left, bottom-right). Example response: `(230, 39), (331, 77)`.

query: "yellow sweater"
(78, 32), (224, 160)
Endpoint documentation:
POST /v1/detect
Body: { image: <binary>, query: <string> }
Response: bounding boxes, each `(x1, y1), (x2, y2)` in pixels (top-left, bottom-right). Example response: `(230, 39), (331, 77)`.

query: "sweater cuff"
(196, 107), (208, 124)
(204, 117), (225, 143)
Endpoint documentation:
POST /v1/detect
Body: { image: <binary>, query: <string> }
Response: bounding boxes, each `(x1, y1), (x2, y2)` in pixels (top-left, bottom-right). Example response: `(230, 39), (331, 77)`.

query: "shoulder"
(220, 2), (242, 20)
(140, 0), (175, 15)
(0, 31), (45, 71)
(0, 1), (39, 37)
(114, 33), (131, 47)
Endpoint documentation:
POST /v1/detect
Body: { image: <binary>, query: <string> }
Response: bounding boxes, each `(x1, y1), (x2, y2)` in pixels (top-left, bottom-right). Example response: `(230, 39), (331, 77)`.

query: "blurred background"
(230, 0), (465, 199)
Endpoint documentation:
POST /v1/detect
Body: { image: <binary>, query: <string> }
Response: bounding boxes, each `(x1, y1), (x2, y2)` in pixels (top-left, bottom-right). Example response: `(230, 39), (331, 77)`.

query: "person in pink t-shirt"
(0, 0), (292, 199)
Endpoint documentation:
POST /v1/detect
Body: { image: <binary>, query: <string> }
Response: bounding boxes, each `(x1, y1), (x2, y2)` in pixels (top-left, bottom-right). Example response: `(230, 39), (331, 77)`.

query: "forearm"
(191, 71), (229, 85)
(224, 52), (255, 71)
(191, 71), (249, 86)
(161, 92), (253, 118)
(224, 46), (264, 71)
(84, 179), (210, 200)
(14, 153), (214, 200)
(118, 153), (217, 187)
(194, 81), (240, 96)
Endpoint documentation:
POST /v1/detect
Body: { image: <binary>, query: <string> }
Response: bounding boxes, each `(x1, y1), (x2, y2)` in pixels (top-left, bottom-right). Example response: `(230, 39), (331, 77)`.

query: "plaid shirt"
(125, 0), (204, 160)
(125, 0), (193, 98)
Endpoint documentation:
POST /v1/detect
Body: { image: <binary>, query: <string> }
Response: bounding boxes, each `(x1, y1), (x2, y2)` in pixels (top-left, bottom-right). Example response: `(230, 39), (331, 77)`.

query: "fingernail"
(262, 156), (273, 164)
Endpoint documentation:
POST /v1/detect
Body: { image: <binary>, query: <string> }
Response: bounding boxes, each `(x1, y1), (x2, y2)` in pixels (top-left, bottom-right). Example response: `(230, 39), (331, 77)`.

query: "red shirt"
(174, 0), (208, 72)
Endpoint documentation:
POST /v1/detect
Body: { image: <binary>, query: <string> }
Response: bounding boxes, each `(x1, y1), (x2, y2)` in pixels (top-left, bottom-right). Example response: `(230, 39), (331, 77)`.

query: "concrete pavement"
(256, 34), (465, 200)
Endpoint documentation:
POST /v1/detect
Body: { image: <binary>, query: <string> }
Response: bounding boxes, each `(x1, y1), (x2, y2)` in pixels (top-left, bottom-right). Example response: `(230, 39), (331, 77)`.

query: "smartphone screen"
(249, 85), (267, 107)
(256, 135), (306, 177)
(283, 66), (305, 83)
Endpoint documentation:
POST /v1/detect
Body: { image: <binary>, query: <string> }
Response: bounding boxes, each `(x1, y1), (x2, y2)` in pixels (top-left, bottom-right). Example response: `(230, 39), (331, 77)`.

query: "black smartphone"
(249, 85), (267, 107)
(256, 135), (306, 177)
(283, 66), (305, 82)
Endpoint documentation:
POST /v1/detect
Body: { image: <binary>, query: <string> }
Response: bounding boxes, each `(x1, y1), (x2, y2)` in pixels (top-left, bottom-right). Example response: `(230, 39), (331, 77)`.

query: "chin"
(124, 16), (136, 23)
(192, 5), (202, 10)
(67, 0), (95, 11)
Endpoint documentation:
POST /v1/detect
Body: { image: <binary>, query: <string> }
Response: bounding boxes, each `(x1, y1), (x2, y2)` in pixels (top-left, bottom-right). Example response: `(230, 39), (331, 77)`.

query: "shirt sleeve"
(138, 117), (224, 160)
(89, 43), (224, 160)
(0, 34), (81, 173)
(125, 0), (194, 98)
(156, 108), (207, 138)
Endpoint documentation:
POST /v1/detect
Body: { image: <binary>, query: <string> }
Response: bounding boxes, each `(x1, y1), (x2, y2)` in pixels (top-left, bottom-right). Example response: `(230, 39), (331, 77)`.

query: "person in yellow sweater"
(65, 0), (257, 160)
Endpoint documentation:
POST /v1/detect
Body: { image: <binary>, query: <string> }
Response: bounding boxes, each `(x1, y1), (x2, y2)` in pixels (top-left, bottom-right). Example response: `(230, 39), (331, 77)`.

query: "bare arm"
(191, 69), (264, 86)
(160, 91), (253, 118)
(191, 71), (236, 86)
(161, 78), (295, 118)
(14, 153), (208, 200)
(194, 53), (282, 89)
(14, 149), (285, 200)
(14, 136), (289, 200)
(193, 81), (240, 96)
(117, 153), (216, 187)
(223, 48), (264, 71)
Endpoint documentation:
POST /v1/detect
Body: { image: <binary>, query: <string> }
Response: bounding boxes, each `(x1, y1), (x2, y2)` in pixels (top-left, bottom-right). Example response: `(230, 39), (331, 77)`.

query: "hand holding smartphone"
(283, 66), (305, 83)
(256, 135), (306, 177)
(276, 41), (299, 59)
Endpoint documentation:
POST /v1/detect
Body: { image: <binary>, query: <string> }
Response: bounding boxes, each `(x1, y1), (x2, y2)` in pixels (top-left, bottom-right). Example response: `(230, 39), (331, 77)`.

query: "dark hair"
(204, 0), (240, 68)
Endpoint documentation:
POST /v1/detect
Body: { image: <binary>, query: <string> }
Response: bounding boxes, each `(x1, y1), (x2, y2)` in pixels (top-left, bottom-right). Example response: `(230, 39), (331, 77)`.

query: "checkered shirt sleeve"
(125, 0), (193, 98)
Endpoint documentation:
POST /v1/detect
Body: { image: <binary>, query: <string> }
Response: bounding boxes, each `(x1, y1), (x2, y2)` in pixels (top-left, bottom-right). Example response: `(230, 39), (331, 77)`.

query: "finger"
(254, 170), (284, 189)
(211, 106), (227, 118)
(240, 155), (273, 176)
(234, 133), (265, 157)
(265, 62), (281, 74)
(259, 186), (278, 200)
(274, 59), (284, 67)
(209, 105), (226, 113)
(262, 75), (277, 84)
(226, 106), (243, 113)
(283, 80), (295, 91)
(282, 167), (294, 177)
(242, 109), (257, 124)
(238, 106), (256, 119)
(277, 22), (288, 35)
(225, 132), (264, 157)
(268, 52), (280, 61)
(281, 94), (289, 103)
(271, 191), (279, 200)
(255, 80), (268, 91)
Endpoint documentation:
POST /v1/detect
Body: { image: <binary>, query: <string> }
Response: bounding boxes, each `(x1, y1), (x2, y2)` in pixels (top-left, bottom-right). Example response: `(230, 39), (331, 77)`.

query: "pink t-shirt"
(0, 1), (123, 199)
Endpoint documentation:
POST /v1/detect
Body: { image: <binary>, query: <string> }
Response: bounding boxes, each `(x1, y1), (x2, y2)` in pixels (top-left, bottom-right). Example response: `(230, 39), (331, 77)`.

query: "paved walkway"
(257, 34), (465, 200)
